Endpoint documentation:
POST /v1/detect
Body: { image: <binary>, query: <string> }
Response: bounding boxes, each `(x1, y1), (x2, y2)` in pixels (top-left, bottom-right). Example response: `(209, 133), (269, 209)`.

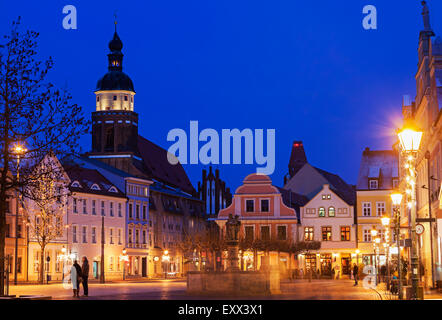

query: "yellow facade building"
(356, 148), (399, 269)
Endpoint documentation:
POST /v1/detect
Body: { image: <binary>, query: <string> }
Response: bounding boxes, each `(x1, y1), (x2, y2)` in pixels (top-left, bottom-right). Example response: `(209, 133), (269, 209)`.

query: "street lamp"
(61, 246), (67, 281)
(355, 249), (360, 265)
(391, 191), (403, 300)
(162, 250), (170, 279)
(13, 143), (27, 285)
(119, 248), (128, 280)
(398, 121), (423, 300)
(371, 228), (378, 285)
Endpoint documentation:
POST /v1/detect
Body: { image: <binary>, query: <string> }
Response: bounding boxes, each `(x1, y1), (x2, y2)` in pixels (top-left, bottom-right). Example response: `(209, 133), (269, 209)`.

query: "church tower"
(91, 25), (139, 161)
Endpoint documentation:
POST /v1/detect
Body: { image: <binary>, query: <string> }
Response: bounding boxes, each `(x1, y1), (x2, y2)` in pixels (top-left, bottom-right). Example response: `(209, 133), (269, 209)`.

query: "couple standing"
(70, 257), (89, 297)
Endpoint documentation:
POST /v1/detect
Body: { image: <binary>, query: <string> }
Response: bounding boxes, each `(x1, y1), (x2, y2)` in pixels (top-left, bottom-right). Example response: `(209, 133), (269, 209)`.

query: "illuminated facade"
(216, 173), (299, 273)
(356, 148), (400, 271)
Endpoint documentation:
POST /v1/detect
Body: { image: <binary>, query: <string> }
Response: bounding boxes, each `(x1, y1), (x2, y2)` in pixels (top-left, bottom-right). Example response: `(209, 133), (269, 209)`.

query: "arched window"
(318, 207), (326, 217)
(328, 207), (336, 217)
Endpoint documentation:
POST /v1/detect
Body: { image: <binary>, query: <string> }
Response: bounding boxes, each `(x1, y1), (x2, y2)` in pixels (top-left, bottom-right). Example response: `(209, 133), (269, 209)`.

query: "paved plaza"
(9, 279), (441, 300)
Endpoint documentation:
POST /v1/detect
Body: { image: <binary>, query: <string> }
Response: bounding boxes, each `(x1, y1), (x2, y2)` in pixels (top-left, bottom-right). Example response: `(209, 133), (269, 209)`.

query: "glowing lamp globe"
(390, 192), (403, 206)
(381, 216), (391, 226)
(398, 121), (423, 152)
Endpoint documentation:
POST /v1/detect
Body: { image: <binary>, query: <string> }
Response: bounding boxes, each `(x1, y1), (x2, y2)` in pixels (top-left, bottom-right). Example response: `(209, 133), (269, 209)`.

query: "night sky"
(1, 1), (441, 192)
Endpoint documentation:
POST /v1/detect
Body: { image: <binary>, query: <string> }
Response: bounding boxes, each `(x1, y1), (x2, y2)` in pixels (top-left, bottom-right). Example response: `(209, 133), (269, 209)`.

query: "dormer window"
(91, 184), (101, 191)
(109, 186), (118, 193)
(369, 179), (378, 190)
(71, 181), (81, 188)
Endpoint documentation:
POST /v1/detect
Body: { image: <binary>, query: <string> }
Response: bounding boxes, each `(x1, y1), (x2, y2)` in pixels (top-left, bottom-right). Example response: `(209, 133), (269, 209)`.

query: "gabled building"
(65, 156), (152, 278)
(216, 173), (299, 272)
(283, 141), (357, 278)
(356, 148), (398, 269)
(63, 165), (127, 281)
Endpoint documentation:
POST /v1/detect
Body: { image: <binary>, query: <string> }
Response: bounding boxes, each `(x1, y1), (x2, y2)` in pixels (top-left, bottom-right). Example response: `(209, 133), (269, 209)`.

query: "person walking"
(73, 260), (83, 297)
(353, 263), (359, 286)
(81, 257), (89, 297)
(70, 260), (82, 297)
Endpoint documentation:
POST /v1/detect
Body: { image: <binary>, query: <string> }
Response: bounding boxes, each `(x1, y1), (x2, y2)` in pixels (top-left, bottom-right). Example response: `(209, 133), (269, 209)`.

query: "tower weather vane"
(114, 11), (117, 32)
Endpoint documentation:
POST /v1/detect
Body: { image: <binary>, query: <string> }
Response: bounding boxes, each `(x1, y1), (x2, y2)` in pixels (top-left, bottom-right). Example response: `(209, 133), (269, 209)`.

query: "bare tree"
(0, 18), (88, 294)
(23, 158), (69, 283)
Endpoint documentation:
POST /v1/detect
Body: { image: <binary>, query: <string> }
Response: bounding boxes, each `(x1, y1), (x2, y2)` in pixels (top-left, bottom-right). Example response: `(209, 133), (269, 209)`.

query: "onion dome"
(96, 30), (135, 92)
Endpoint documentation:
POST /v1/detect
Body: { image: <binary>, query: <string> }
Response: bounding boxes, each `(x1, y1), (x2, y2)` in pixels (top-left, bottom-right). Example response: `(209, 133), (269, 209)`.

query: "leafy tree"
(0, 18), (88, 294)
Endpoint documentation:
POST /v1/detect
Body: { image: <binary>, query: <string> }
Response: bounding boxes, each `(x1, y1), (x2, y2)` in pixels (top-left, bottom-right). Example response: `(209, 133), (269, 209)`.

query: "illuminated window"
(322, 227), (332, 241)
(341, 226), (351, 241)
(328, 207), (335, 217)
(318, 207), (326, 217)
(304, 227), (314, 241)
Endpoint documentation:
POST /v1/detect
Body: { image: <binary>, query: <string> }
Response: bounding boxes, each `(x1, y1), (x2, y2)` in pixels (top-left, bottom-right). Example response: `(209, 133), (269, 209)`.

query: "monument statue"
(225, 214), (241, 241)
(422, 1), (432, 31)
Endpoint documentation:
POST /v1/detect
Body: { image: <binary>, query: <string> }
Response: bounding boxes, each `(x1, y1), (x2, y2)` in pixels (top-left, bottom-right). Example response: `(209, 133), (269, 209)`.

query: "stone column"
(226, 241), (240, 271)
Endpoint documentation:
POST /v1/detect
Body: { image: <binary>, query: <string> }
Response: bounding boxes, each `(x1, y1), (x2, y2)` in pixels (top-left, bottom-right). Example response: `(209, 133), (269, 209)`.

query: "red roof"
(137, 135), (195, 195)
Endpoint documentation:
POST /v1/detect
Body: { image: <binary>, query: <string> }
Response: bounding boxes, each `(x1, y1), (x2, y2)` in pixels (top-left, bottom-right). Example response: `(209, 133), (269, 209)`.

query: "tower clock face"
(416, 224), (424, 235)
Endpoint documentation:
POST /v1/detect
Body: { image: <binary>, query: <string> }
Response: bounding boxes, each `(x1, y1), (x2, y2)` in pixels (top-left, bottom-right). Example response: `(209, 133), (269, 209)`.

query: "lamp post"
(355, 249), (360, 265)
(391, 192), (403, 299)
(13, 144), (27, 285)
(61, 246), (67, 282)
(375, 236), (381, 284)
(120, 248), (128, 281)
(162, 250), (170, 279)
(381, 216), (391, 290)
(371, 227), (378, 286)
(398, 120), (423, 300)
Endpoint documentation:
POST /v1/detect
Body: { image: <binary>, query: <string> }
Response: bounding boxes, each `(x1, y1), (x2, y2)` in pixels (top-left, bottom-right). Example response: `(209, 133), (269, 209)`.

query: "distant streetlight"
(397, 120), (423, 300)
(13, 143), (27, 285)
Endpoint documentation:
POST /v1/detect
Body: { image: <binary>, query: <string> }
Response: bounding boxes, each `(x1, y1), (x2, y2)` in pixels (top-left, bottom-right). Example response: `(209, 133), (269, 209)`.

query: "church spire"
(107, 18), (124, 72)
(421, 1), (434, 33)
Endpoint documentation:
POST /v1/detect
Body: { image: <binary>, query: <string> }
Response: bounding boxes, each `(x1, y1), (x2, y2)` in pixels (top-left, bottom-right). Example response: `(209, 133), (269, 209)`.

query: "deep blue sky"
(1, 1), (440, 192)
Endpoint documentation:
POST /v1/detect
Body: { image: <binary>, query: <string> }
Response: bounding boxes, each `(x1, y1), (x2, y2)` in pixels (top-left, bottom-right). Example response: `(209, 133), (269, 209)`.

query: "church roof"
(137, 135), (196, 196)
